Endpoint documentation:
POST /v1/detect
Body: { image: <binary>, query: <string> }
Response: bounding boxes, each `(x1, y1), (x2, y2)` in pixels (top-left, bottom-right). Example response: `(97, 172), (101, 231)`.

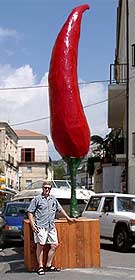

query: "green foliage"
(88, 130), (124, 175)
(91, 129), (124, 161)
(87, 156), (100, 176)
(54, 166), (66, 180)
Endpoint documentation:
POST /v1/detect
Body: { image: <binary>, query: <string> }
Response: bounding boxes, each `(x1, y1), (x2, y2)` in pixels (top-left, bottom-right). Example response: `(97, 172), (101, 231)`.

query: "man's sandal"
(37, 267), (45, 275)
(45, 266), (61, 272)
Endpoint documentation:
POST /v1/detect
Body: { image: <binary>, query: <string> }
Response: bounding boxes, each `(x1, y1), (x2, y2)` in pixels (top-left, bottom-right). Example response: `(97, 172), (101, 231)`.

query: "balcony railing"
(110, 63), (127, 84)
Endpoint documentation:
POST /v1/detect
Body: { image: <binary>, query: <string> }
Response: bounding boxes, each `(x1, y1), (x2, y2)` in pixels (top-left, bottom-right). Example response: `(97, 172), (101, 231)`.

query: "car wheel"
(113, 226), (130, 252)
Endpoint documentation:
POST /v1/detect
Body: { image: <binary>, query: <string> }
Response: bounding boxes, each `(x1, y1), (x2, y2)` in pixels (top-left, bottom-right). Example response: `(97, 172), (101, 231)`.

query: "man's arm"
(28, 212), (38, 232)
(60, 208), (77, 222)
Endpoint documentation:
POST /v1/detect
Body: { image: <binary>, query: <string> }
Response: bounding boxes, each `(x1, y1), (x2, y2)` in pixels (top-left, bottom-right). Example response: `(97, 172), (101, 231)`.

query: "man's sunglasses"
(43, 186), (51, 190)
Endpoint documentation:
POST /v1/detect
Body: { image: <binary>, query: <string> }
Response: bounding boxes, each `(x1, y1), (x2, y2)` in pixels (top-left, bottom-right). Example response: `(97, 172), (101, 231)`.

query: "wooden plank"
(54, 220), (69, 268)
(68, 222), (78, 268)
(83, 219), (92, 267)
(76, 220), (85, 267)
(24, 219), (31, 270)
(90, 220), (100, 267)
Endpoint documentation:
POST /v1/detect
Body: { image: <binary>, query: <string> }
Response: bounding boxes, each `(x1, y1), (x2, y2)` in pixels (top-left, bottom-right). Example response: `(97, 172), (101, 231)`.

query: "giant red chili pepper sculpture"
(48, 5), (90, 217)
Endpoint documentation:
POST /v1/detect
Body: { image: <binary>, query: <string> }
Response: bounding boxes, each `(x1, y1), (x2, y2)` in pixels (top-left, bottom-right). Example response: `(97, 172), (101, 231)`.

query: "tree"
(87, 156), (100, 177)
(91, 129), (124, 162)
(53, 166), (65, 180)
(87, 129), (124, 175)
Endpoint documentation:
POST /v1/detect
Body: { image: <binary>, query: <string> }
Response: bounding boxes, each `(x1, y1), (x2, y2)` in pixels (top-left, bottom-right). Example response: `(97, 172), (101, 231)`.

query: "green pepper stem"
(63, 156), (83, 217)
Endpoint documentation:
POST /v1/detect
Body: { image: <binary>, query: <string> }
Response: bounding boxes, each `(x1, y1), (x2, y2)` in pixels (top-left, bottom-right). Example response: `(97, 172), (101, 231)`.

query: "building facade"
(108, 0), (135, 193)
(0, 122), (18, 189)
(15, 129), (53, 190)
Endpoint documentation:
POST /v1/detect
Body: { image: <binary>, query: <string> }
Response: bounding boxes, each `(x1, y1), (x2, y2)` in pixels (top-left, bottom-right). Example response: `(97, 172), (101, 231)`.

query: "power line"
(11, 100), (107, 126)
(11, 90), (124, 127)
(11, 116), (50, 126)
(83, 98), (108, 108)
(0, 79), (110, 92)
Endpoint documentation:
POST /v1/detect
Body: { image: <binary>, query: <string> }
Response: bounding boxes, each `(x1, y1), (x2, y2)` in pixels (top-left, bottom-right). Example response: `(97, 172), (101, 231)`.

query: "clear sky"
(0, 0), (118, 160)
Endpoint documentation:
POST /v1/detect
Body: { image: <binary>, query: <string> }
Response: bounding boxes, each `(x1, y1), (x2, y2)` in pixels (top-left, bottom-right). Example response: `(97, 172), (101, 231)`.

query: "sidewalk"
(0, 261), (134, 280)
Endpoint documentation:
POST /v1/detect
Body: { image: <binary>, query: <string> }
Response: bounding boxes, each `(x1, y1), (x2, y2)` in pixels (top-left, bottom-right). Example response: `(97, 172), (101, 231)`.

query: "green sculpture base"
(63, 156), (83, 217)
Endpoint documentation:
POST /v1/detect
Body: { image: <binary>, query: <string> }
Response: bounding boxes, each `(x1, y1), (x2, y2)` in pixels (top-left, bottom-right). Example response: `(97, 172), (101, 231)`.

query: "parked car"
(0, 201), (29, 246)
(82, 193), (135, 252)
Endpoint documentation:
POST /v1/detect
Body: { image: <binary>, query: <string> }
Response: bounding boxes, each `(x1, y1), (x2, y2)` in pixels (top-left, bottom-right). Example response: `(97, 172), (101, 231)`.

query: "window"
(8, 178), (10, 187)
(6, 206), (17, 216)
(27, 166), (32, 173)
(6, 204), (29, 216)
(8, 154), (11, 162)
(102, 197), (114, 212)
(11, 180), (14, 187)
(26, 180), (32, 187)
(132, 44), (135, 67)
(86, 196), (101, 211)
(117, 197), (135, 212)
(21, 148), (35, 162)
(11, 156), (14, 165)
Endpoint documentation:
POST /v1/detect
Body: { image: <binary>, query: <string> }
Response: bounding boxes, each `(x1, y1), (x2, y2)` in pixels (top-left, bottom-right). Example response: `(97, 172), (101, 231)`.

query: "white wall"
(18, 138), (49, 162)
(103, 166), (123, 193)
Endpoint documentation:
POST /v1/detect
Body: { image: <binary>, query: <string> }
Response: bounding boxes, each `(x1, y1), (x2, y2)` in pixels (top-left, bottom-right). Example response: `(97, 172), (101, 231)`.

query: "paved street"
(0, 241), (135, 279)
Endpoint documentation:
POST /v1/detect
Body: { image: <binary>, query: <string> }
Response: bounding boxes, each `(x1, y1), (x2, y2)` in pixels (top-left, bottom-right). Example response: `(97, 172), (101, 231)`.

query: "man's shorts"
(34, 227), (58, 245)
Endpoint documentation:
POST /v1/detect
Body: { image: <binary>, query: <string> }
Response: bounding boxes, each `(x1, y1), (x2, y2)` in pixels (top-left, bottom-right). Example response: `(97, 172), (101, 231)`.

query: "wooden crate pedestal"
(24, 218), (100, 271)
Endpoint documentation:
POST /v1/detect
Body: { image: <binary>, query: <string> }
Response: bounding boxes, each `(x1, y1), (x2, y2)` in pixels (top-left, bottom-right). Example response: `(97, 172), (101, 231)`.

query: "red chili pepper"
(48, 5), (90, 158)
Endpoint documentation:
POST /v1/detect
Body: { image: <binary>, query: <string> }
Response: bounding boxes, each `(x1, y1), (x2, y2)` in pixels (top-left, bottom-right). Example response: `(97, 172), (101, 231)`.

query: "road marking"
(65, 267), (135, 277)
(107, 266), (135, 271)
(7, 259), (24, 264)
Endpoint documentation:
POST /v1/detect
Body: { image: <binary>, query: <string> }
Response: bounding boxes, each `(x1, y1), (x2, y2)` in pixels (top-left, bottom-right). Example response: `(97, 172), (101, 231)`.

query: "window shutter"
(31, 148), (35, 162)
(21, 148), (25, 162)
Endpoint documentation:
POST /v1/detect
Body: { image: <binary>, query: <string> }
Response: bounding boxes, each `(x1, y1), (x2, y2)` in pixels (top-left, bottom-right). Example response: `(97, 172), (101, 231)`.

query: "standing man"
(27, 181), (76, 275)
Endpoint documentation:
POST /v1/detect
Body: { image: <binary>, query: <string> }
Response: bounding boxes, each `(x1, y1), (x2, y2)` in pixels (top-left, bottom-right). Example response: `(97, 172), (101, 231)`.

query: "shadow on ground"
(0, 242), (28, 273)
(100, 241), (135, 253)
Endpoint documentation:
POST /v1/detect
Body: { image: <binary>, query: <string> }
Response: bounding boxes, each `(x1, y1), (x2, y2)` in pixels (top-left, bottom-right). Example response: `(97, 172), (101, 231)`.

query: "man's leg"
(46, 243), (58, 267)
(36, 242), (44, 268)
(45, 228), (61, 271)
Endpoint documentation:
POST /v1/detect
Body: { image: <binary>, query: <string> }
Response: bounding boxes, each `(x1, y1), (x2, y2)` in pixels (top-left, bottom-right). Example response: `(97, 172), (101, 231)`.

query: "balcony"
(108, 63), (127, 129)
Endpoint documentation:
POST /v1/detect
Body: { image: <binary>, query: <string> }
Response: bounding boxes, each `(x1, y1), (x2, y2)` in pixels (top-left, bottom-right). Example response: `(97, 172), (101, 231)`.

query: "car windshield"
(26, 180), (71, 189)
(5, 204), (29, 216)
(117, 197), (135, 212)
(85, 196), (101, 211)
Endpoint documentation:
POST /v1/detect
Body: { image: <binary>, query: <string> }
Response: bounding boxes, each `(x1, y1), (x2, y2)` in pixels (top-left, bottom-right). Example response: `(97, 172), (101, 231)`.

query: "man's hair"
(42, 181), (52, 188)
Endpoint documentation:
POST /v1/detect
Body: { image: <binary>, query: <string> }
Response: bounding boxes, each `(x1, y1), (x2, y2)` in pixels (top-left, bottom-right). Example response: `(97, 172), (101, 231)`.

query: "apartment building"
(0, 122), (18, 189)
(108, 0), (135, 193)
(15, 129), (53, 190)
